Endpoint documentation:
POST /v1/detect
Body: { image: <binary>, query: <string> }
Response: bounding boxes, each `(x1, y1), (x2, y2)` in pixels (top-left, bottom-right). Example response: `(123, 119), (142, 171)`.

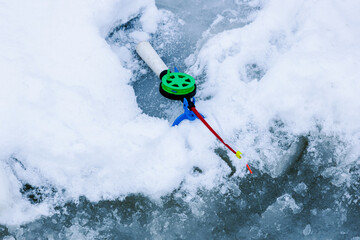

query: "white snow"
(1, 0), (360, 225)
(189, 0), (360, 171)
(0, 162), (11, 211)
(0, 0), (200, 224)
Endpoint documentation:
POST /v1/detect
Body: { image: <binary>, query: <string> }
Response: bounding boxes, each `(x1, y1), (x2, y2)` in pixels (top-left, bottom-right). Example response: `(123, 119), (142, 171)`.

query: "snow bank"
(189, 0), (360, 171)
(0, 0), (215, 224)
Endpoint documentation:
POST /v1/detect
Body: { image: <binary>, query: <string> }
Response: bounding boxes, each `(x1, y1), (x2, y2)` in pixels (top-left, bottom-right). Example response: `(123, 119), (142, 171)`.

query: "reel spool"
(159, 70), (197, 101)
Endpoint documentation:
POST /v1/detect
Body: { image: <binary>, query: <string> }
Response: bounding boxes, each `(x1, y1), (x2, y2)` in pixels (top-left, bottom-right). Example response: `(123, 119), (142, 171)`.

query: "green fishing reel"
(159, 69), (197, 101)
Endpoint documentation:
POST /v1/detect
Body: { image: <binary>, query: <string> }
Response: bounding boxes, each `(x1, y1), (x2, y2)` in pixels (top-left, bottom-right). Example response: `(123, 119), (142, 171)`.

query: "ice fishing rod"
(136, 41), (252, 174)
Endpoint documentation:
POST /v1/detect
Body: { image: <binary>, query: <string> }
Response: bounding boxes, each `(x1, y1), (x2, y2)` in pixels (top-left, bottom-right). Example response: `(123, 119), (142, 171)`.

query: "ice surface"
(1, 0), (360, 238)
(303, 224), (311, 236)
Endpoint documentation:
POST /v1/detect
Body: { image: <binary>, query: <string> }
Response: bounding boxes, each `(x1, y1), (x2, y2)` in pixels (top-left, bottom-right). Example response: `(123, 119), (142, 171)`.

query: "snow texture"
(0, 0), (359, 237)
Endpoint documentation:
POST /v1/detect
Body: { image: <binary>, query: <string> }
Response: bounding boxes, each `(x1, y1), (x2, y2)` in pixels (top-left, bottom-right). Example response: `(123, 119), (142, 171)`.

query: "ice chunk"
(262, 193), (302, 217)
(259, 194), (302, 235)
(272, 136), (308, 177)
(294, 182), (308, 196)
(303, 224), (311, 236)
(3, 236), (16, 240)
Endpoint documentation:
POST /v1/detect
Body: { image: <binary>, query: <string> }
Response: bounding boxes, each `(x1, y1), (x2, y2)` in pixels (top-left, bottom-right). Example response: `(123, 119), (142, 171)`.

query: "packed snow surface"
(0, 0), (360, 238)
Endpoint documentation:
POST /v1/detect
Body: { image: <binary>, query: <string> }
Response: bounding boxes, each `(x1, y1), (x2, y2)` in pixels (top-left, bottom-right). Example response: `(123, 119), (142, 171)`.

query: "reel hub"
(159, 70), (196, 101)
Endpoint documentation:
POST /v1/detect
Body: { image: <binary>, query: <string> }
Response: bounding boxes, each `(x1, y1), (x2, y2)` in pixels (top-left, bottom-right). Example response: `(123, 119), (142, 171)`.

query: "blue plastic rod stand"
(172, 98), (204, 126)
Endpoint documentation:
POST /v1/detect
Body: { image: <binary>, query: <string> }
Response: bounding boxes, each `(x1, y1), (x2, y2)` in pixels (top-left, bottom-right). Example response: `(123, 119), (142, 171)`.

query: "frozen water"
(303, 224), (311, 236)
(107, 0), (260, 120)
(1, 0), (360, 239)
(294, 182), (308, 196)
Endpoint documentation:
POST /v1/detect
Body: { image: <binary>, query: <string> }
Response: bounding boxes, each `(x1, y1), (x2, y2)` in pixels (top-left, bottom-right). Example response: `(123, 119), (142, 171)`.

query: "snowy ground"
(1, 0), (360, 239)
